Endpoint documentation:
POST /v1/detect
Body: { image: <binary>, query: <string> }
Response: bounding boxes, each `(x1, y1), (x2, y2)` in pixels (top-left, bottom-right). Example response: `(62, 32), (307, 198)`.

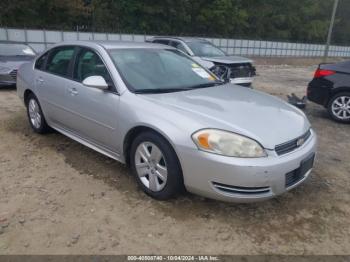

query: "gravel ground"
(0, 60), (349, 255)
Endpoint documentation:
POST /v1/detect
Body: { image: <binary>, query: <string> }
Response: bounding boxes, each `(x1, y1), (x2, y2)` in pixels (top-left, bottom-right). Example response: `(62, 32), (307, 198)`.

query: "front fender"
(117, 93), (200, 164)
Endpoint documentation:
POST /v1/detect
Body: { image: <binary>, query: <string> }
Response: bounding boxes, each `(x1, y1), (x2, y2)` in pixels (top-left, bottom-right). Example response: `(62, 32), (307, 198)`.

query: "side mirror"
(82, 76), (108, 90)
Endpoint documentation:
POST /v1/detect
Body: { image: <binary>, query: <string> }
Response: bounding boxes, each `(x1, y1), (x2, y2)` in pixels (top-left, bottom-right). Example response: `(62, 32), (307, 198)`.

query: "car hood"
(201, 56), (253, 65)
(142, 84), (310, 149)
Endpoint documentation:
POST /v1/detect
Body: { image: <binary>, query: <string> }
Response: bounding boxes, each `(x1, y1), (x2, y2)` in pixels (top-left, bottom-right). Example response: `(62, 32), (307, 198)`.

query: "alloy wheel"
(134, 142), (168, 192)
(331, 96), (350, 120)
(28, 98), (42, 129)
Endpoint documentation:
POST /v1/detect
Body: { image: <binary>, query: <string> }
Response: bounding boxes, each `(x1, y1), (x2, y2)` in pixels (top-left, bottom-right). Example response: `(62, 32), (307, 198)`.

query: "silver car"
(148, 37), (256, 87)
(0, 43), (36, 86)
(17, 41), (317, 202)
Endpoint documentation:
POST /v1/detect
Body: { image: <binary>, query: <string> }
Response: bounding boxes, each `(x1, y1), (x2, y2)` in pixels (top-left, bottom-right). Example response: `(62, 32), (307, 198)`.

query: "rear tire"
(130, 131), (184, 200)
(26, 93), (51, 133)
(327, 92), (350, 123)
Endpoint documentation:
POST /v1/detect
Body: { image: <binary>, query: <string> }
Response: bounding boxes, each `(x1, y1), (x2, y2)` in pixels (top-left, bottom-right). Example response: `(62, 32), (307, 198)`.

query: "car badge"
(297, 138), (305, 147)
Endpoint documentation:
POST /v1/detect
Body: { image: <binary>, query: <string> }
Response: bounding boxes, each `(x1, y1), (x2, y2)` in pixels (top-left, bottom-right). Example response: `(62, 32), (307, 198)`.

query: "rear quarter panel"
(321, 62), (350, 95)
(17, 61), (36, 104)
(329, 73), (350, 95)
(309, 62), (350, 106)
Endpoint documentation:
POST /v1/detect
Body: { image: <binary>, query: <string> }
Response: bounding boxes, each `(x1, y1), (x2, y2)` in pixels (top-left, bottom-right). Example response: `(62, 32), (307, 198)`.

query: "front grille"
(275, 130), (312, 156)
(9, 69), (18, 81)
(210, 63), (255, 80)
(212, 182), (270, 195)
(229, 63), (255, 78)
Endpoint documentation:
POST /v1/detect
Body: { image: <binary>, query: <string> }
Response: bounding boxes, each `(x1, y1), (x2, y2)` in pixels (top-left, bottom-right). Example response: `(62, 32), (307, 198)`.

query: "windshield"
(0, 43), (36, 56)
(186, 41), (226, 57)
(108, 49), (220, 93)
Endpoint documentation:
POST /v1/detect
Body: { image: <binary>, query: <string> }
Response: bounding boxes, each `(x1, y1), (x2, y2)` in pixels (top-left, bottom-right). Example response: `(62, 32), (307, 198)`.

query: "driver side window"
(74, 48), (112, 85)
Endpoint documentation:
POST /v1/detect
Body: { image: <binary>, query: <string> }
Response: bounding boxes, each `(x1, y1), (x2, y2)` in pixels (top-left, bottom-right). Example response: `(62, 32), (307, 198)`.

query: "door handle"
(36, 77), (44, 84)
(68, 88), (78, 96)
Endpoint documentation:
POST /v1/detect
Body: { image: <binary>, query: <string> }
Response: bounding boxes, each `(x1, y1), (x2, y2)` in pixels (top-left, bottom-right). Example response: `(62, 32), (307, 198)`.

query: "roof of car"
(0, 42), (31, 46)
(51, 40), (176, 50)
(150, 36), (208, 43)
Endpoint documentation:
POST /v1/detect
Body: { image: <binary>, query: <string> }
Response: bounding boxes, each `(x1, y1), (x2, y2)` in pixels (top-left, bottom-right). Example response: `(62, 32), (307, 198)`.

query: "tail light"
(314, 68), (336, 78)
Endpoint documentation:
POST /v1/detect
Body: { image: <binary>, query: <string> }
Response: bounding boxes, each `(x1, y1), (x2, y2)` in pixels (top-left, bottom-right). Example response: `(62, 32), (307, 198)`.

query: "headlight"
(192, 129), (267, 158)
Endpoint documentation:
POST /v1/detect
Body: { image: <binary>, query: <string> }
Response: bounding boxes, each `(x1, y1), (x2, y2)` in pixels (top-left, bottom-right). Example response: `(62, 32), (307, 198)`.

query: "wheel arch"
(123, 125), (182, 170)
(328, 87), (350, 106)
(23, 89), (35, 106)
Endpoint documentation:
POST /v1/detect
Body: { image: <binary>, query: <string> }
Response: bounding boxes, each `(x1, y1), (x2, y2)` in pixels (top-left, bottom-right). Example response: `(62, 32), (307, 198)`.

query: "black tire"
(26, 93), (51, 133)
(130, 131), (184, 200)
(327, 92), (350, 123)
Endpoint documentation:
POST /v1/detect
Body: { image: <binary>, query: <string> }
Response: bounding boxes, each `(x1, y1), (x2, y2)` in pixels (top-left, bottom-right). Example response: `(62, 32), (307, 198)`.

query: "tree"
(0, 0), (348, 44)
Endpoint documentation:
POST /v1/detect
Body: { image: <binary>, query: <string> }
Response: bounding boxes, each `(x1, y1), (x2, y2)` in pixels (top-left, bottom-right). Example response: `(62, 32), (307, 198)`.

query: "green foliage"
(0, 0), (348, 44)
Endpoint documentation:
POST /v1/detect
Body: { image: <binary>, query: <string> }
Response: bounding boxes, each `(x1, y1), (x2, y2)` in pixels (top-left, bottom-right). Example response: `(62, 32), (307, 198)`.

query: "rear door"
(62, 47), (120, 152)
(34, 46), (76, 127)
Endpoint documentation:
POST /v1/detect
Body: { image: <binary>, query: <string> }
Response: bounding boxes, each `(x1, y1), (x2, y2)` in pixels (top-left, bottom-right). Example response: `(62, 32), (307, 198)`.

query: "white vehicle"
(148, 37), (256, 87)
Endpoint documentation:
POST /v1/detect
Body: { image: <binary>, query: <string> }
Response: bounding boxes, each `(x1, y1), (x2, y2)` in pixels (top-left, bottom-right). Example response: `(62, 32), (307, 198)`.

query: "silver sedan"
(17, 41), (317, 202)
(0, 43), (36, 86)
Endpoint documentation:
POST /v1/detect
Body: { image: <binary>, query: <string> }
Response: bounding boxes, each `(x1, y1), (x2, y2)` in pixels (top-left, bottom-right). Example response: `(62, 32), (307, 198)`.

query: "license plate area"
(285, 153), (315, 188)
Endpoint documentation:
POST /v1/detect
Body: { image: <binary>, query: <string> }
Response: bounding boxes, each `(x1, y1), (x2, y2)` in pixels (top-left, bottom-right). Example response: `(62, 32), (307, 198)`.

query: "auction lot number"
(127, 255), (219, 261)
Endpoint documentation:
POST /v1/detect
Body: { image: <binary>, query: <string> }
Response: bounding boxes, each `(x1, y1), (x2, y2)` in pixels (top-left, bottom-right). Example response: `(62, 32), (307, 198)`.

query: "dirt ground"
(0, 58), (349, 255)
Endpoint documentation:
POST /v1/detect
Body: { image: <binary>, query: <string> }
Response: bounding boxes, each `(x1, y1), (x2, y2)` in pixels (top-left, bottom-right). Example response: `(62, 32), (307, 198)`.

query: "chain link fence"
(1, 27), (350, 57)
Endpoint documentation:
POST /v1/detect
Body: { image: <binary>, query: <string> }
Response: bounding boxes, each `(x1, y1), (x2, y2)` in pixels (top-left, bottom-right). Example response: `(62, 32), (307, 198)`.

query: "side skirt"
(49, 123), (125, 164)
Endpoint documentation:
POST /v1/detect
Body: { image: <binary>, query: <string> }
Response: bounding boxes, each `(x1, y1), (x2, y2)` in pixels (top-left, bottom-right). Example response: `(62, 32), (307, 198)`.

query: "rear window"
(46, 47), (75, 77)
(35, 52), (48, 70)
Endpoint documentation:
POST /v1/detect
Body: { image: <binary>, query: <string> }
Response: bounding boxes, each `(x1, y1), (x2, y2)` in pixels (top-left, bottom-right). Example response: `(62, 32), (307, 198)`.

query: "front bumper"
(179, 129), (317, 203)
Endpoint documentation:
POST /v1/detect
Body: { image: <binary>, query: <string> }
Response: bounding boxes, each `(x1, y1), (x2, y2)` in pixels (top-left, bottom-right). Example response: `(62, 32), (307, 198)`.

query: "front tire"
(327, 92), (350, 123)
(130, 131), (184, 200)
(26, 93), (51, 133)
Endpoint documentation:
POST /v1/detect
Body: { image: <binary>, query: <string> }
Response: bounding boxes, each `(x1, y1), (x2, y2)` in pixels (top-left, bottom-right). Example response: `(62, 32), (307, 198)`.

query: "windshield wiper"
(184, 81), (224, 90)
(134, 88), (193, 94)
(15, 55), (34, 57)
(134, 81), (224, 94)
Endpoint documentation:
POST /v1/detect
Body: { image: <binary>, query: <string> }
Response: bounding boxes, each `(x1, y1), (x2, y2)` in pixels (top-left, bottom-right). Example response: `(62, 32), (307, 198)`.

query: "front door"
(63, 47), (120, 153)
